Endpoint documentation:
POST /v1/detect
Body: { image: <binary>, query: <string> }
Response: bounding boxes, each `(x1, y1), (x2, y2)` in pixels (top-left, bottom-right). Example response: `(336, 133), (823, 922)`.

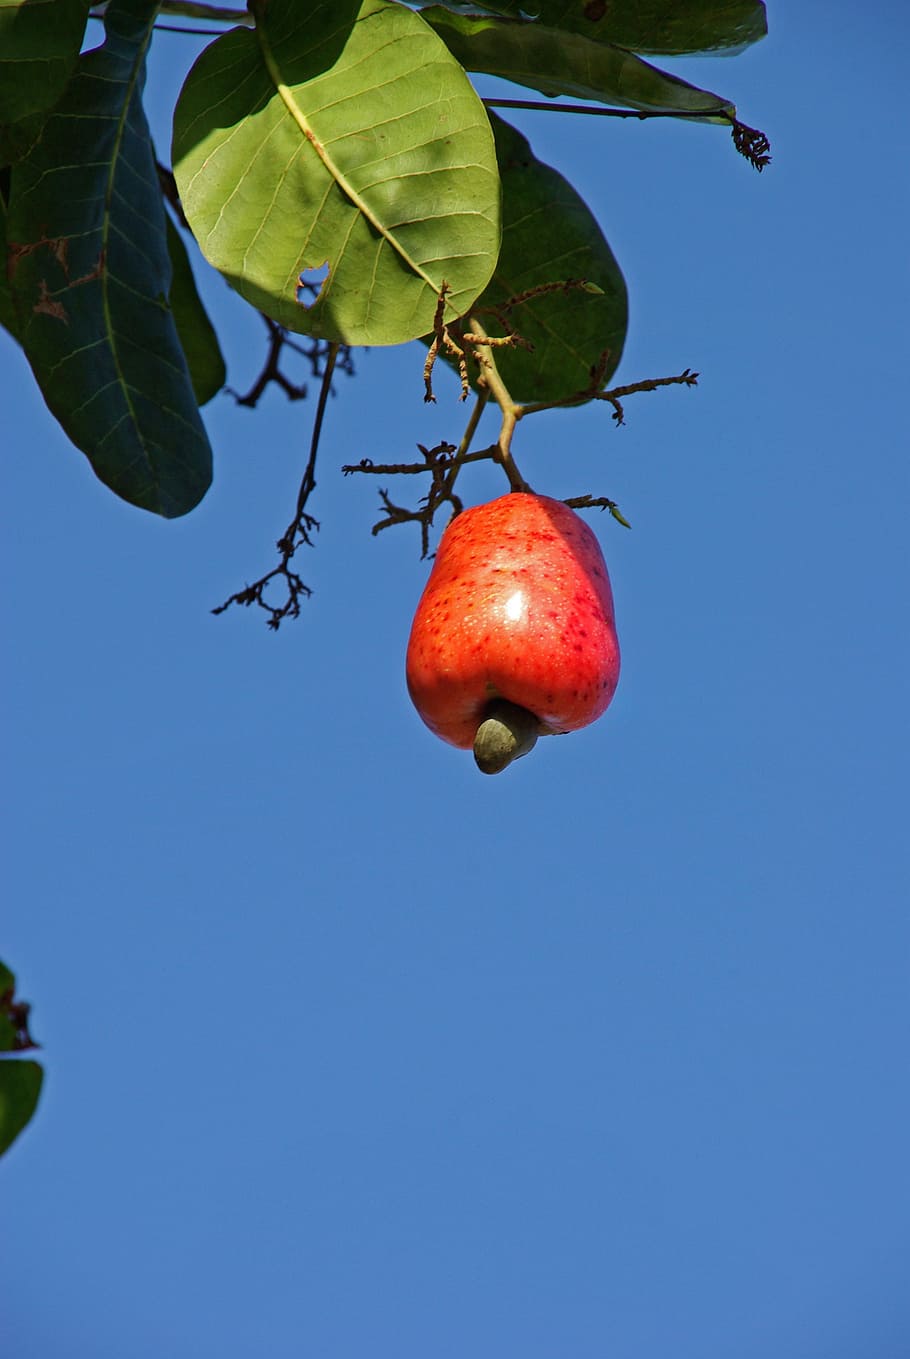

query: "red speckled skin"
(406, 493), (620, 749)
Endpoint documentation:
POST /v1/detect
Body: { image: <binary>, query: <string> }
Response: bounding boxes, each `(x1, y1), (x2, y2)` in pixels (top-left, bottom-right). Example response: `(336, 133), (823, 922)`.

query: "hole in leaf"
(297, 261), (330, 308)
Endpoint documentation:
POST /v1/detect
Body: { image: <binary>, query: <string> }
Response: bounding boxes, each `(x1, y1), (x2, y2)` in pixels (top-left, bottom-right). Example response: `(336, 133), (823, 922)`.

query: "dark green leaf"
(165, 215), (226, 406)
(458, 114), (627, 403)
(0, 1060), (43, 1157)
(0, 962), (14, 995)
(3, 194), (227, 404)
(172, 0), (501, 346)
(1, 173), (21, 341)
(7, 0), (213, 518)
(0, 0), (91, 161)
(424, 8), (734, 116)
(418, 0), (767, 56)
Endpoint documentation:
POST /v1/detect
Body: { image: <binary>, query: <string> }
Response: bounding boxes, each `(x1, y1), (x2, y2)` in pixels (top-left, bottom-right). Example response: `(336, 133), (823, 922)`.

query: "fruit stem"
(468, 318), (530, 493)
(440, 390), (489, 506)
(473, 700), (541, 775)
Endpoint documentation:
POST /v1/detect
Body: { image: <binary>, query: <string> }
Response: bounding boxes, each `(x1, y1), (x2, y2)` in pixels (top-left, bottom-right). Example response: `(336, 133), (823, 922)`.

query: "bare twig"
(519, 363), (699, 424)
(422, 284), (450, 402)
(460, 330), (533, 351)
(595, 368), (699, 425)
(346, 445), (634, 551)
(343, 446), (495, 481)
(564, 494), (632, 529)
(423, 281), (476, 402)
(230, 316), (308, 406)
(213, 345), (340, 628)
(475, 277), (602, 324)
(344, 441), (463, 557)
(227, 314), (353, 408)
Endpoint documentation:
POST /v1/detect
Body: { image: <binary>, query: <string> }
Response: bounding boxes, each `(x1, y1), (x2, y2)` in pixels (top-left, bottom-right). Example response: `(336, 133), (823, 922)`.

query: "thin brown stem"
(343, 440), (463, 558)
(342, 446), (497, 480)
(467, 318), (529, 492)
(564, 494), (632, 528)
(519, 367), (698, 425)
(440, 390), (489, 502)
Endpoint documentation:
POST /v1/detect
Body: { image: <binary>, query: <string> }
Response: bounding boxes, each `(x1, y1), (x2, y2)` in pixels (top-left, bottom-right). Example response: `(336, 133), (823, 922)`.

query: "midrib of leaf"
(255, 22), (441, 300)
(100, 11), (158, 465)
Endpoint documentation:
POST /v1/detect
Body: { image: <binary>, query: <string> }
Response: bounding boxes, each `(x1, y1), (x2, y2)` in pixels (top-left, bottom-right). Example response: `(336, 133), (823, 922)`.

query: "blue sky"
(3, 3), (909, 1356)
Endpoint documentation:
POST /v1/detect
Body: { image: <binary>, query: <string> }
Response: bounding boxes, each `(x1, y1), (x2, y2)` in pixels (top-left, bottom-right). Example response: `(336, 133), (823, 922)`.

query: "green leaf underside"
(418, 0), (767, 57)
(423, 9), (734, 118)
(455, 114), (627, 404)
(6, 0), (213, 518)
(4, 179), (226, 405)
(165, 215), (226, 405)
(172, 0), (501, 347)
(0, 0), (91, 161)
(0, 1060), (43, 1157)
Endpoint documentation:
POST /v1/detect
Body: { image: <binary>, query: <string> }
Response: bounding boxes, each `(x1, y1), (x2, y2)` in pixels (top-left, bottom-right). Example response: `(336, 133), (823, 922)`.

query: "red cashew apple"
(406, 492), (621, 773)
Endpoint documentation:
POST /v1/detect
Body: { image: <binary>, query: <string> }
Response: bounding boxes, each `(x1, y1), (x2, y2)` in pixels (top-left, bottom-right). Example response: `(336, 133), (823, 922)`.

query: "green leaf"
(6, 0), (213, 519)
(418, 0), (767, 56)
(0, 175), (18, 340)
(456, 114), (627, 404)
(0, 1059), (43, 1157)
(0, 961), (14, 995)
(172, 0), (501, 347)
(0, 0), (91, 161)
(165, 215), (226, 406)
(4, 171), (226, 400)
(423, 8), (734, 118)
